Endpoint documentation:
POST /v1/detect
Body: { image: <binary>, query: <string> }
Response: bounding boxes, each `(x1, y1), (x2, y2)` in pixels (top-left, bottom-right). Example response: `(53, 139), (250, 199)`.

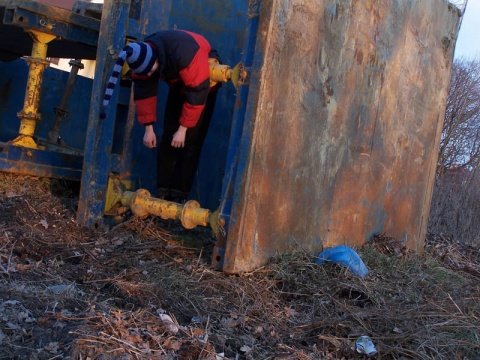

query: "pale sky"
(454, 0), (480, 59)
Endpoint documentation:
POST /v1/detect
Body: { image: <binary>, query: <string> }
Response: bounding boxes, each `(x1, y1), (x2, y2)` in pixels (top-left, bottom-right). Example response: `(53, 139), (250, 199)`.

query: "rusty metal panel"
(223, 0), (460, 273)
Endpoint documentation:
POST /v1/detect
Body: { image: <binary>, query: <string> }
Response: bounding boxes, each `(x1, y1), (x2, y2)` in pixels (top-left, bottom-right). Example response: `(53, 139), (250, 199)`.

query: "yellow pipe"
(105, 176), (226, 235)
(12, 30), (57, 149)
(120, 189), (213, 229)
(209, 59), (231, 84)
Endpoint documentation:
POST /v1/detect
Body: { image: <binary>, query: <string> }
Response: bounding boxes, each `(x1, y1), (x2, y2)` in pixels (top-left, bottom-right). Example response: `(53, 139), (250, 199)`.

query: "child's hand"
(171, 125), (187, 148)
(143, 125), (157, 148)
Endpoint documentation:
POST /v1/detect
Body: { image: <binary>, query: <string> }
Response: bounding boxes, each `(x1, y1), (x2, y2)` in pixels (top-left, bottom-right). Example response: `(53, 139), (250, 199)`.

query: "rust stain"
(355, 49), (364, 65)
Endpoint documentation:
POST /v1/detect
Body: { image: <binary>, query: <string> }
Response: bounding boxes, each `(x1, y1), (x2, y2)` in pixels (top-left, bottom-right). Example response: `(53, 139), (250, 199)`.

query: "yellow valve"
(209, 59), (247, 89)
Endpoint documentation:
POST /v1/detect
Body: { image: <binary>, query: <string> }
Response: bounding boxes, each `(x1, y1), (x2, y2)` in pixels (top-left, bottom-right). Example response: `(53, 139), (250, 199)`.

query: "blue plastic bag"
(315, 245), (368, 277)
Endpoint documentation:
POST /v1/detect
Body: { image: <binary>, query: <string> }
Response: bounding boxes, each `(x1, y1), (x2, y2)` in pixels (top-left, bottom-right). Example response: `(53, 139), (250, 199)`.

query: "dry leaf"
(44, 342), (59, 353)
(240, 345), (252, 354)
(40, 219), (49, 229)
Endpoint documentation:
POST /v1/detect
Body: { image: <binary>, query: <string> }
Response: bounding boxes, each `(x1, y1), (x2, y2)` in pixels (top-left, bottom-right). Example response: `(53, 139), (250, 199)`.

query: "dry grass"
(0, 173), (479, 359)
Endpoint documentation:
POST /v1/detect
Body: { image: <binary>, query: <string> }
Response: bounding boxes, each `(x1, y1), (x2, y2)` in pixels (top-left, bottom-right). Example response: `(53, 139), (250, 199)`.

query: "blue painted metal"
(76, 0), (174, 227)
(2, 2), (100, 46)
(102, 0), (248, 213)
(213, 0), (260, 268)
(163, 0), (249, 210)
(0, 142), (82, 180)
(0, 0), (250, 228)
(0, 1), (99, 60)
(221, 0), (268, 273)
(0, 59), (91, 150)
(0, 0), (146, 61)
(108, 1), (172, 194)
(76, 0), (132, 228)
(0, 0), (94, 182)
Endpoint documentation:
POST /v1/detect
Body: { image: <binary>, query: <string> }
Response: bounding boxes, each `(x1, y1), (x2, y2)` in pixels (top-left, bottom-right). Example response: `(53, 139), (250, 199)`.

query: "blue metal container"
(0, 0), (461, 273)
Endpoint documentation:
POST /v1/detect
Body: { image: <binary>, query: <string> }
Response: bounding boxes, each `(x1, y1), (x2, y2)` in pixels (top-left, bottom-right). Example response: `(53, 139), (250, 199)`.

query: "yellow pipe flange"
(230, 62), (248, 88)
(181, 200), (211, 229)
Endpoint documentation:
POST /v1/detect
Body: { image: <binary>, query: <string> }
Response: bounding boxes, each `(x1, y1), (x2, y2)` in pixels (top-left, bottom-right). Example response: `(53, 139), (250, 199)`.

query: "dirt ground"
(0, 173), (479, 360)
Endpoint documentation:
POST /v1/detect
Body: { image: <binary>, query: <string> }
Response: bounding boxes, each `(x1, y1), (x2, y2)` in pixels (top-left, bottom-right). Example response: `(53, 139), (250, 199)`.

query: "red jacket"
(132, 30), (219, 128)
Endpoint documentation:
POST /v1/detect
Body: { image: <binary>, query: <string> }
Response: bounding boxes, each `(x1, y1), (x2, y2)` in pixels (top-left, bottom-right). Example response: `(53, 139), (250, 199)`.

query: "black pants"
(156, 85), (218, 201)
